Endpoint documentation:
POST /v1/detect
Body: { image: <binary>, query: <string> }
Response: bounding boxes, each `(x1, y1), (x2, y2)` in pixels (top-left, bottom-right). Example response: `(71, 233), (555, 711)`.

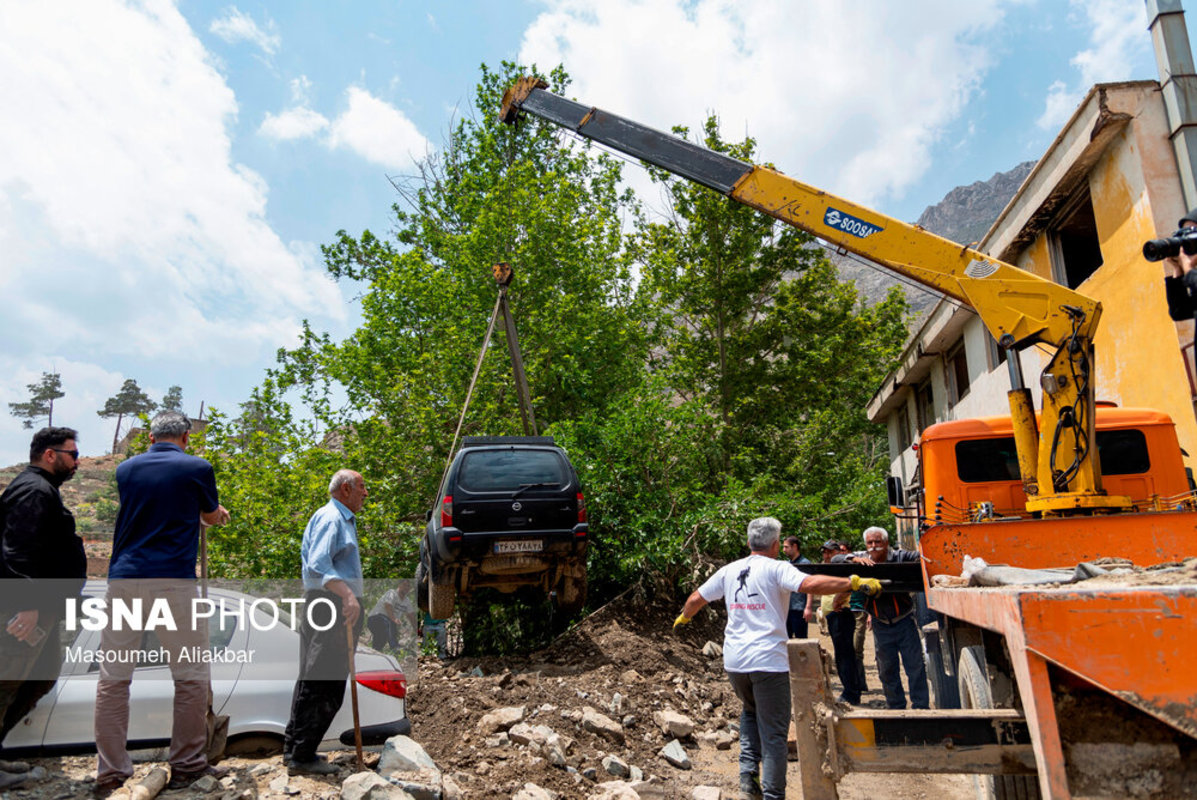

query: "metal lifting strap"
(436, 292), (504, 499)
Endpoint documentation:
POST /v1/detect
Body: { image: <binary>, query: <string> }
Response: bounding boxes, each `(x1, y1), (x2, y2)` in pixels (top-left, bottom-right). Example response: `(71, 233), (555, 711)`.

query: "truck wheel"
(415, 562), (429, 614)
(556, 574), (587, 615)
(429, 570), (456, 620)
(958, 646), (1041, 800)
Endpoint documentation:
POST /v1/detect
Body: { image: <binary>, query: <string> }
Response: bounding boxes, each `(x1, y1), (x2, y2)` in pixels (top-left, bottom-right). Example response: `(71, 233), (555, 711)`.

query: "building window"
(987, 333), (1007, 370)
(1050, 188), (1103, 289)
(897, 402), (913, 453)
(946, 340), (970, 404)
(916, 380), (934, 431)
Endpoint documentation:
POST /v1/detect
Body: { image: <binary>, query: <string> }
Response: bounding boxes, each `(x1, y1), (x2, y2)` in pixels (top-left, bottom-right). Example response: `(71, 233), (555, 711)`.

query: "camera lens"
(1144, 237), (1181, 261)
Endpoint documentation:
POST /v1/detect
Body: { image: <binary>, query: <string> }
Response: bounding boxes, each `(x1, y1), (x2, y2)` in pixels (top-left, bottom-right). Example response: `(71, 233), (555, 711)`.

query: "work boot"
(286, 755), (339, 776)
(739, 771), (763, 800)
(91, 776), (124, 799)
(166, 764), (229, 790)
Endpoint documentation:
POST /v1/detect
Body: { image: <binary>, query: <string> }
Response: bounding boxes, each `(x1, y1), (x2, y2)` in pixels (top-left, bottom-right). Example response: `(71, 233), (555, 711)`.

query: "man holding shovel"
(94, 411), (231, 797)
(283, 470), (367, 776)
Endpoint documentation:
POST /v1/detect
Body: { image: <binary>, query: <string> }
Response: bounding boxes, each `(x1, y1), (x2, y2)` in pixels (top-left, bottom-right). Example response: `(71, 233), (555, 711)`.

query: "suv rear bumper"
(431, 524), (588, 565)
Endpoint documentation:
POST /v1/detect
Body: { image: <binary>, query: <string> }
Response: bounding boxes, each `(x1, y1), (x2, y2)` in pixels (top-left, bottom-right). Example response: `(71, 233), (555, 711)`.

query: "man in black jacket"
(1164, 209), (1197, 323)
(839, 526), (928, 709)
(0, 427), (87, 784)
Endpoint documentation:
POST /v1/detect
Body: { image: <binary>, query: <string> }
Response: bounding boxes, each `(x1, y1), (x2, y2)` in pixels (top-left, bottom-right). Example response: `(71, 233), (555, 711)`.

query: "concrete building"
(867, 77), (1197, 538)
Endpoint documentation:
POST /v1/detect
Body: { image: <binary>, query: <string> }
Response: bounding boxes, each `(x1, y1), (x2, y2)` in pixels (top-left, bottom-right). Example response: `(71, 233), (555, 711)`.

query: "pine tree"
(8, 372), (65, 429)
(98, 379), (157, 453)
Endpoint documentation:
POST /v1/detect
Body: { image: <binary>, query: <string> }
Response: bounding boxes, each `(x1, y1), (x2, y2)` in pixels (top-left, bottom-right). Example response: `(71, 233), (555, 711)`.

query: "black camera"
(1143, 227), (1197, 261)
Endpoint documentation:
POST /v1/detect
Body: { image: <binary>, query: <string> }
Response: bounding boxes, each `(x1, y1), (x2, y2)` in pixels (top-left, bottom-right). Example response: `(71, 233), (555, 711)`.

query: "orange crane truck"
(500, 77), (1197, 799)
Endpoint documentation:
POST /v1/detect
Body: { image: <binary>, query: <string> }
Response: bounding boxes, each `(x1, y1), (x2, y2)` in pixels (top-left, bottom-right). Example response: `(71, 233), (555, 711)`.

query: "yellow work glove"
(849, 575), (883, 596)
(673, 613), (692, 629)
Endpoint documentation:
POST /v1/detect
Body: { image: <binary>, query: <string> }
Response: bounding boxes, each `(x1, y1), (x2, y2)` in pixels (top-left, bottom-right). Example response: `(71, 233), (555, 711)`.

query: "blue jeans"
(871, 613), (929, 709)
(727, 671), (790, 800)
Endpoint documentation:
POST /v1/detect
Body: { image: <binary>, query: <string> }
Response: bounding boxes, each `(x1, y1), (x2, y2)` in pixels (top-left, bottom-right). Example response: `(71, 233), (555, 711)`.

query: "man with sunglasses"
(0, 427), (87, 788)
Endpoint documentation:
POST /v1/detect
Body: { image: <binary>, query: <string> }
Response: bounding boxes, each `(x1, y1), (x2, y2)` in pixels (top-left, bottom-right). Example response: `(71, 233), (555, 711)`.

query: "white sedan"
(3, 583), (410, 755)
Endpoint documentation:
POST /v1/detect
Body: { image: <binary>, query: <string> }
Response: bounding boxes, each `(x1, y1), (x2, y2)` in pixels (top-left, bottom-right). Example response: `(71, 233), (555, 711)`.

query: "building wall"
(871, 81), (1197, 503)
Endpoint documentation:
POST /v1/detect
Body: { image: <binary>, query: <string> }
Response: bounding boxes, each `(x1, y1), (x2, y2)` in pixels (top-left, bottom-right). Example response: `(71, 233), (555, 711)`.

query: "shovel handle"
(347, 622), (363, 770)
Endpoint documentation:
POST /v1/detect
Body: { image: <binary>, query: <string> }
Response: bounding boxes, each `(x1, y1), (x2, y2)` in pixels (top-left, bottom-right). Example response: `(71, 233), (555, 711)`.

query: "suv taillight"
(577, 492), (587, 525)
(441, 495), (453, 528)
(355, 670), (407, 699)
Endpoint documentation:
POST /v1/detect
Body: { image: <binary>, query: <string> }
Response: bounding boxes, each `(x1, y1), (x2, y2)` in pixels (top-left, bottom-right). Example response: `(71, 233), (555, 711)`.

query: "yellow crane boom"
(500, 76), (1130, 514)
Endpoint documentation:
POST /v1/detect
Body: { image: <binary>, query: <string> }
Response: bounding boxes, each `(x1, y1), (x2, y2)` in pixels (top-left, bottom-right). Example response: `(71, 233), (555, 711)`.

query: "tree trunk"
(112, 412), (124, 454)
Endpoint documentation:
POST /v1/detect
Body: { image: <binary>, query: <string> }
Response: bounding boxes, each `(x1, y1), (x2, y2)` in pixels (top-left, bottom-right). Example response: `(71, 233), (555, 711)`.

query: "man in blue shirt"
(94, 412), (230, 797)
(283, 469), (367, 776)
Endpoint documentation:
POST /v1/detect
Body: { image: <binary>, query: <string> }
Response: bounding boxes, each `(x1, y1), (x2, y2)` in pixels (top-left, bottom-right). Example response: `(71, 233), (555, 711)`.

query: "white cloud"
(209, 6), (280, 56)
(259, 106), (330, 140)
(1036, 0), (1150, 129)
(328, 87), (431, 169)
(518, 0), (1010, 209)
(0, 1), (347, 461)
(289, 75), (314, 105)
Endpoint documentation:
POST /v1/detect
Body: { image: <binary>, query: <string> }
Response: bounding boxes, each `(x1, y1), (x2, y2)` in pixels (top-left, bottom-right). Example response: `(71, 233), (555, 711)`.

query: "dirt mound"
(411, 592), (737, 797)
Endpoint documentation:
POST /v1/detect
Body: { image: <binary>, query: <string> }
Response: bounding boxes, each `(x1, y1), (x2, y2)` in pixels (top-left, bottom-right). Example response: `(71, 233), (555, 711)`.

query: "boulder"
(477, 706), (527, 735)
(379, 736), (440, 776)
(701, 641), (722, 658)
(384, 770), (443, 800)
(658, 739), (691, 770)
(601, 755), (629, 778)
(581, 708), (625, 744)
(691, 788), (721, 800)
(512, 782), (557, 800)
(341, 772), (415, 800)
(587, 781), (641, 800)
(652, 710), (695, 739)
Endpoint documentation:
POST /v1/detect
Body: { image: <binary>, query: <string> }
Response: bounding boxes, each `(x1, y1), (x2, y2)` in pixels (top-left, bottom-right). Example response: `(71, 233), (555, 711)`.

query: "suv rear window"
(954, 429), (1150, 483)
(457, 449), (567, 493)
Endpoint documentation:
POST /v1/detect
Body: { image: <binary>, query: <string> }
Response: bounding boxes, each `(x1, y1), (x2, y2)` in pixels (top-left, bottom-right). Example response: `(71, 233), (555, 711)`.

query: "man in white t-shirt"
(673, 517), (881, 800)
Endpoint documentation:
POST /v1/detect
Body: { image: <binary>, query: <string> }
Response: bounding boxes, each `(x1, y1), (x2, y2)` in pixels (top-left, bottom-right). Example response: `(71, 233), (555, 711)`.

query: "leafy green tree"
(98, 378), (156, 453)
(271, 61), (648, 536)
(161, 385), (184, 413)
(631, 117), (909, 554)
(9, 372), (65, 429)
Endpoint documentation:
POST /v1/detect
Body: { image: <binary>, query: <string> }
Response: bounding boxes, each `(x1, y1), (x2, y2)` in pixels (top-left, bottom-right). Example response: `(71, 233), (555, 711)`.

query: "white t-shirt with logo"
(698, 554), (808, 673)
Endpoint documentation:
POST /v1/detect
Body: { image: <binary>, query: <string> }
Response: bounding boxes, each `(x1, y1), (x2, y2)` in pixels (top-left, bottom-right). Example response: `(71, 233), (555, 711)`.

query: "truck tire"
(415, 562), (429, 614)
(924, 622), (961, 709)
(958, 646), (1041, 800)
(556, 574), (587, 615)
(429, 570), (456, 620)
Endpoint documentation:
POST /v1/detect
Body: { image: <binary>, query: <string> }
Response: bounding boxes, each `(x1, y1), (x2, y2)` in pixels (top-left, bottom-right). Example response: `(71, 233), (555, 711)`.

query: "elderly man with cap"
(1164, 207), (1197, 323)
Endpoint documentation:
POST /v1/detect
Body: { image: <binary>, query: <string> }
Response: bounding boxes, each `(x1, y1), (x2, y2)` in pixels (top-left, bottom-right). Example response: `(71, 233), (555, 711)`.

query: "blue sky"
(0, 0), (1165, 465)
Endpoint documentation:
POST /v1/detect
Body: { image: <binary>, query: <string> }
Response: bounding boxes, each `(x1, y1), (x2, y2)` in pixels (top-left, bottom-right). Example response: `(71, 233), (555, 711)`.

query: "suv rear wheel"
(429, 568), (457, 620)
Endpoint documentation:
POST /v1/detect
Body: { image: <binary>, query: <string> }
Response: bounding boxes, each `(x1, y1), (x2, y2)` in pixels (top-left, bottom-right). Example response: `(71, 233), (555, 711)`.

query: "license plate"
(494, 540), (543, 554)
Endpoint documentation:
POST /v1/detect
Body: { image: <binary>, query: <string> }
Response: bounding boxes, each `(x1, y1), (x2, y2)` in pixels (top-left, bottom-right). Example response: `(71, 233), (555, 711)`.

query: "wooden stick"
(347, 622), (364, 770)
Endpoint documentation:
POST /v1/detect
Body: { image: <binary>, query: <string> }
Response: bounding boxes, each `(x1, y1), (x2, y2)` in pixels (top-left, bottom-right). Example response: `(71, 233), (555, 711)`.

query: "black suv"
(417, 436), (588, 619)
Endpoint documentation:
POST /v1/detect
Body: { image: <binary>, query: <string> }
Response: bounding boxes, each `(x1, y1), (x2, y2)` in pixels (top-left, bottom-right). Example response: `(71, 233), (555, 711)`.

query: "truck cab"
(900, 405), (1193, 528)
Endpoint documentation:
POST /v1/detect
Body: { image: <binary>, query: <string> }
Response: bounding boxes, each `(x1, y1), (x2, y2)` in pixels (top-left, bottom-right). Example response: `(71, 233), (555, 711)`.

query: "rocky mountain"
(833, 160), (1036, 322)
(916, 161), (1035, 245)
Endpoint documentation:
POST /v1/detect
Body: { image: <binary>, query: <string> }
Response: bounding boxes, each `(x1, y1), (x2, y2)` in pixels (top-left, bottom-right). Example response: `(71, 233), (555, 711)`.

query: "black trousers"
(827, 609), (863, 704)
(283, 590), (363, 762)
(785, 608), (808, 639)
(0, 620), (61, 746)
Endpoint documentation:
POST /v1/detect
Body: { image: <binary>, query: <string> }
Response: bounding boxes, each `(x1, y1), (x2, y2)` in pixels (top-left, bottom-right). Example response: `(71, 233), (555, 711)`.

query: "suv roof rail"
(461, 435), (557, 447)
